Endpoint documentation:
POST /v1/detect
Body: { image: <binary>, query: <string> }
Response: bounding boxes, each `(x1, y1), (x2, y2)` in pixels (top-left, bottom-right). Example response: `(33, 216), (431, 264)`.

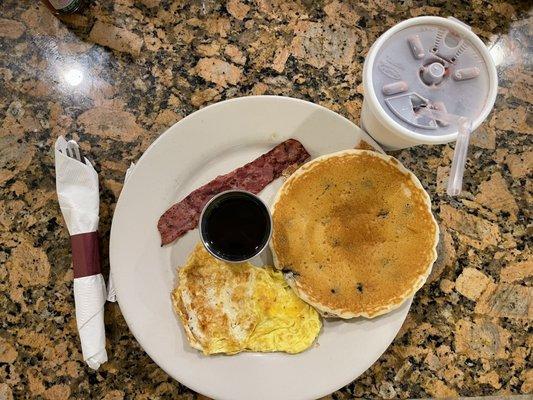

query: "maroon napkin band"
(71, 231), (101, 278)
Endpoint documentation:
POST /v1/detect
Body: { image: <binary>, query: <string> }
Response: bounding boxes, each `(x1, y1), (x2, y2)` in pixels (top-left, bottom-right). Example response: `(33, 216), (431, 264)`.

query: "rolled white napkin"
(54, 136), (108, 370)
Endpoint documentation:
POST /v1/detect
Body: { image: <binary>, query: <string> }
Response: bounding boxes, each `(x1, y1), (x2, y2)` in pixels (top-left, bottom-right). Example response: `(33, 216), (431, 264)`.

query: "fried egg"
(172, 244), (321, 355)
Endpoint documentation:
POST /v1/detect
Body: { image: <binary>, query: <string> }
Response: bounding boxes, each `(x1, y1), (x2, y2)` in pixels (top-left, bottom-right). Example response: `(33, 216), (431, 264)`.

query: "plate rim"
(117, 95), (383, 186)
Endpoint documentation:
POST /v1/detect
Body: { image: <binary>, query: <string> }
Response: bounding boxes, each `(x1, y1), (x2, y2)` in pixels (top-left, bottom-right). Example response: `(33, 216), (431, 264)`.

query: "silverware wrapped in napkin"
(54, 136), (108, 370)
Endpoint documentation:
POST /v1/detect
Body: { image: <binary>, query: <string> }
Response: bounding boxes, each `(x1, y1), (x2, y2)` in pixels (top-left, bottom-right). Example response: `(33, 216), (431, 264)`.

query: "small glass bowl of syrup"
(199, 190), (272, 263)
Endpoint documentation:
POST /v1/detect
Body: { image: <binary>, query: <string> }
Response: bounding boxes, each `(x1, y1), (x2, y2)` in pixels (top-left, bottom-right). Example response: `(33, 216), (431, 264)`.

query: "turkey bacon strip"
(158, 139), (310, 245)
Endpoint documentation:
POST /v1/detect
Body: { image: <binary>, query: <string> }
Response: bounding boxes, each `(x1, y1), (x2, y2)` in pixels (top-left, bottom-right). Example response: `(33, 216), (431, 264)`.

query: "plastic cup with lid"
(361, 16), (498, 150)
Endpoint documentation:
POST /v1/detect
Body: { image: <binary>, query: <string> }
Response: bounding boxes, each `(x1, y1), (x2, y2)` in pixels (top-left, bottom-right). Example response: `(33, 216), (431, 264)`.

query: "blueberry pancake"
(270, 149), (439, 319)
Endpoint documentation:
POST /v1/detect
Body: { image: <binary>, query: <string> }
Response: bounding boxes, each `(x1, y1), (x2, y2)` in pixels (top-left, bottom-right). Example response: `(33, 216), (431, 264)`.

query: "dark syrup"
(200, 192), (271, 262)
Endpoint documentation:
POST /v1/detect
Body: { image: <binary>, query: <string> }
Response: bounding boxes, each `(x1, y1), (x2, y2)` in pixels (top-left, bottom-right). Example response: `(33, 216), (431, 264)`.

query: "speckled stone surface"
(0, 1), (531, 399)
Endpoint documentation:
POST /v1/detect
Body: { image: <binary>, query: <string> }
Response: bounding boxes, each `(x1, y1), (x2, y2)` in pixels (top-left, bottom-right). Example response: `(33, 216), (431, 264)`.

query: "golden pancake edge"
(270, 149), (439, 319)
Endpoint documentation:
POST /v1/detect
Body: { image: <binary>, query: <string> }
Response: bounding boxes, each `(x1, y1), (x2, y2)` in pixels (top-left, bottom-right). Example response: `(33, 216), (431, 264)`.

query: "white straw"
(446, 117), (472, 196)
(417, 108), (472, 196)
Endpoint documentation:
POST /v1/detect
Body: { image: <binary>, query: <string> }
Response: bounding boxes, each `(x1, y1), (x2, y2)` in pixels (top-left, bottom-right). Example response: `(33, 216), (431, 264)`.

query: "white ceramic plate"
(110, 96), (412, 400)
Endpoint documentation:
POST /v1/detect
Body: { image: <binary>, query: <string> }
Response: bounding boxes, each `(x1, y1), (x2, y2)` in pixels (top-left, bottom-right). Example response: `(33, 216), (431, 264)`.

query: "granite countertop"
(0, 0), (531, 399)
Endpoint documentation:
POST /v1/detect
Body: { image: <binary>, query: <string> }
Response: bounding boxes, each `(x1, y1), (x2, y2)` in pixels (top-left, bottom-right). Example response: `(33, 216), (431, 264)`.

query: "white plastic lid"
(366, 16), (497, 139)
